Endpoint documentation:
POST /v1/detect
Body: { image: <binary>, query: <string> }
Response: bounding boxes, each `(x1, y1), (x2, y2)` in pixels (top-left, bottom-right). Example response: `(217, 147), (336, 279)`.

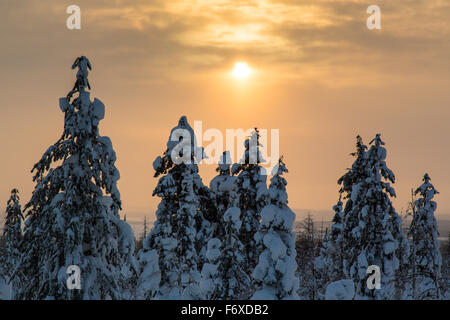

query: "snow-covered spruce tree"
(209, 207), (250, 300)
(314, 195), (346, 299)
(144, 116), (212, 299)
(329, 195), (346, 280)
(408, 174), (442, 299)
(340, 134), (407, 300)
(0, 189), (23, 282)
(252, 158), (299, 300)
(231, 129), (267, 276)
(334, 136), (368, 295)
(16, 57), (137, 300)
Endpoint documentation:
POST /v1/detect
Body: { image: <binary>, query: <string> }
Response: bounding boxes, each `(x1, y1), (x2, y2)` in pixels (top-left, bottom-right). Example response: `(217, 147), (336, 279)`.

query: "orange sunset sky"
(1, 0), (450, 225)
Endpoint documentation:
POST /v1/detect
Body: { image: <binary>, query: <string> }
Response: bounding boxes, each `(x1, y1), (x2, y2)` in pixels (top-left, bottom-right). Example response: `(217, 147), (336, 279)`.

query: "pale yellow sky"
(1, 0), (450, 223)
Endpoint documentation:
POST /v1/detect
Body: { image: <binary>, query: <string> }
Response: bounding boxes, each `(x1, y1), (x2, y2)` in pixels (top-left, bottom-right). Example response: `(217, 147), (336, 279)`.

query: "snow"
(356, 252), (368, 278)
(252, 286), (277, 300)
(325, 280), (355, 300)
(256, 181), (267, 201)
(210, 175), (236, 193)
(384, 241), (397, 255)
(206, 238), (221, 262)
(260, 205), (295, 230)
(263, 232), (287, 261)
(253, 251), (270, 281)
(199, 262), (219, 298)
(0, 278), (12, 300)
(117, 218), (136, 255)
(59, 97), (70, 112)
(92, 98), (105, 120)
(137, 250), (161, 299)
(224, 207), (241, 231)
(182, 283), (201, 300)
(350, 183), (361, 202)
(260, 205), (275, 226)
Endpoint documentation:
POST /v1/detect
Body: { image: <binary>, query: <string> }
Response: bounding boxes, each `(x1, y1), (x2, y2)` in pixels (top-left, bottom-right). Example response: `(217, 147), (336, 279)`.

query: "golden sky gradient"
(1, 0), (450, 224)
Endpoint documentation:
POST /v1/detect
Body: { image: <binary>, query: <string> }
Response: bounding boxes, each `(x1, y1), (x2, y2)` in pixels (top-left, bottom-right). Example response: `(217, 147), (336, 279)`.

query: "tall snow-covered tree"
(0, 189), (23, 281)
(252, 158), (299, 300)
(144, 116), (212, 299)
(15, 57), (136, 300)
(339, 134), (407, 299)
(231, 129), (267, 275)
(408, 173), (442, 299)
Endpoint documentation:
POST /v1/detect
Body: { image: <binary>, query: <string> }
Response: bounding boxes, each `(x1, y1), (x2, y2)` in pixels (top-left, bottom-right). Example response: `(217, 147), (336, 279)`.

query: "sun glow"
(232, 62), (251, 79)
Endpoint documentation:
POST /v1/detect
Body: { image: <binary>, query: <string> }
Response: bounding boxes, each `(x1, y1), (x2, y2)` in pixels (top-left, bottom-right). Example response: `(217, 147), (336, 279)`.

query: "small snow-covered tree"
(340, 134), (407, 300)
(16, 57), (136, 300)
(0, 189), (23, 281)
(408, 174), (442, 299)
(252, 158), (299, 300)
(329, 196), (346, 280)
(231, 129), (267, 275)
(145, 116), (211, 299)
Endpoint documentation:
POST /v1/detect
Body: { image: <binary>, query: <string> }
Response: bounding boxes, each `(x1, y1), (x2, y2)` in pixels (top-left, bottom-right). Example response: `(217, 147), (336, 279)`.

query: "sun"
(232, 62), (251, 79)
